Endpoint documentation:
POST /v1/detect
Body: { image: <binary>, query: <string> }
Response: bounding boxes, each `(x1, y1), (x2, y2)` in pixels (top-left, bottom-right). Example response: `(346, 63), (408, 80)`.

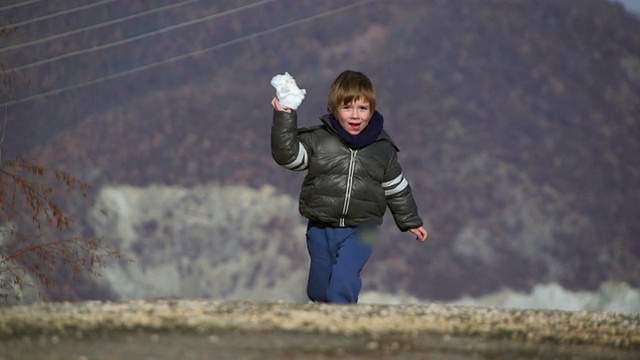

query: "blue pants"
(305, 222), (373, 304)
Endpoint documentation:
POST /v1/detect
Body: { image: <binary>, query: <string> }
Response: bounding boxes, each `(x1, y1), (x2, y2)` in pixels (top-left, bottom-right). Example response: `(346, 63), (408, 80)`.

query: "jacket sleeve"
(271, 109), (310, 171)
(383, 150), (423, 231)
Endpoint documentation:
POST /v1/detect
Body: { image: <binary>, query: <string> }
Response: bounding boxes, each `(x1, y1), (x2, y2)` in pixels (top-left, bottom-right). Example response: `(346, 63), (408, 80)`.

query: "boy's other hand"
(410, 227), (428, 242)
(271, 97), (292, 113)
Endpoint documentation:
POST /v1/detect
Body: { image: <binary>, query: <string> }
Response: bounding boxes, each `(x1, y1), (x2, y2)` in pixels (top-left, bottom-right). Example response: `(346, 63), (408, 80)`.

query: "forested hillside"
(1, 0), (639, 302)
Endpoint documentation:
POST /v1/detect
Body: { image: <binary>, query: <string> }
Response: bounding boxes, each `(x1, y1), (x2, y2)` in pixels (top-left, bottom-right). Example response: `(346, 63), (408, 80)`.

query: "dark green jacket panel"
(271, 110), (423, 231)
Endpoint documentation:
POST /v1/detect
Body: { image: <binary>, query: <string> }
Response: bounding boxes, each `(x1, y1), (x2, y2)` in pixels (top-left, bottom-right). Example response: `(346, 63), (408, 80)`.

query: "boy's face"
(336, 98), (371, 136)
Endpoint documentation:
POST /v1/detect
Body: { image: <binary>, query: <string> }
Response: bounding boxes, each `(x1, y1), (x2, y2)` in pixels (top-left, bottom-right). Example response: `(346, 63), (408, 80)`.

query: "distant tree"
(0, 25), (121, 303)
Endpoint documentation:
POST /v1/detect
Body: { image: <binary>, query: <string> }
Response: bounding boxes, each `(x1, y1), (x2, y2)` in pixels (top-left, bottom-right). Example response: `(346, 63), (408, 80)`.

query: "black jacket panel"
(271, 110), (423, 231)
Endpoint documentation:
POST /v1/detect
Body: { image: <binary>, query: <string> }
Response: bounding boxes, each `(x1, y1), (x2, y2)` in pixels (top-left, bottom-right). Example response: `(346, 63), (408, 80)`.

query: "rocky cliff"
(88, 184), (308, 302)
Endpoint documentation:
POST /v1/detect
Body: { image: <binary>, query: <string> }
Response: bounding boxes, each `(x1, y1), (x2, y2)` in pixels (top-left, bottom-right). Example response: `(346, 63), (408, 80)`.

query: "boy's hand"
(271, 97), (292, 113)
(410, 227), (428, 242)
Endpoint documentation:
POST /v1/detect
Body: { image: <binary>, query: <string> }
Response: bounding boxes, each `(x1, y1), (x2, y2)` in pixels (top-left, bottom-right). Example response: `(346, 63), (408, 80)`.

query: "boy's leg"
(305, 224), (333, 302)
(326, 228), (373, 304)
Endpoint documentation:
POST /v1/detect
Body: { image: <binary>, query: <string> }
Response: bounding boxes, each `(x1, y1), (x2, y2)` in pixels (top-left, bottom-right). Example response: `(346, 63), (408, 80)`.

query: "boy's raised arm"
(270, 98), (309, 172)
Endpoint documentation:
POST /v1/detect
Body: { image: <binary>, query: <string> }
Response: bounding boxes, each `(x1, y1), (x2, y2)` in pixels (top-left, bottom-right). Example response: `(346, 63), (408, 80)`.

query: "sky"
(609, 0), (640, 17)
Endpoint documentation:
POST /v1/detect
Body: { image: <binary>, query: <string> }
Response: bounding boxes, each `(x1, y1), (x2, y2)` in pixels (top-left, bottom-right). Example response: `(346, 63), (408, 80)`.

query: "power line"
(12, 0), (276, 72)
(0, 0), (376, 107)
(0, 0), (43, 13)
(10, 0), (118, 28)
(1, 0), (201, 52)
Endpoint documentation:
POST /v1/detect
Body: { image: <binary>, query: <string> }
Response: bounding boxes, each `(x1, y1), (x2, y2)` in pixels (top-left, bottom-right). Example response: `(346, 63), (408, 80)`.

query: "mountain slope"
(2, 0), (639, 301)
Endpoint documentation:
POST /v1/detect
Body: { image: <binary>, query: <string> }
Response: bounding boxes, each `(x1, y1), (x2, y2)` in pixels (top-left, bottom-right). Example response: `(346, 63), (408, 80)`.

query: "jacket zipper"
(340, 149), (357, 227)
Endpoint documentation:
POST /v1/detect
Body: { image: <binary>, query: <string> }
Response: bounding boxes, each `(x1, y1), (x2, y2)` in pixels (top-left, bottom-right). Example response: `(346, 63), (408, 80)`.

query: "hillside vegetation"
(1, 0), (639, 301)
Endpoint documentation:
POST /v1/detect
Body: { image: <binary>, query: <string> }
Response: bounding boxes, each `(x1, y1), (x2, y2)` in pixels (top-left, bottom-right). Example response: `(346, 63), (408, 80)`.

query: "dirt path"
(1, 300), (638, 359)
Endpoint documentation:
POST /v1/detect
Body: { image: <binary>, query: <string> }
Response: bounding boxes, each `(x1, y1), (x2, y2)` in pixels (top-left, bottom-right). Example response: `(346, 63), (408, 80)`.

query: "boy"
(271, 70), (428, 304)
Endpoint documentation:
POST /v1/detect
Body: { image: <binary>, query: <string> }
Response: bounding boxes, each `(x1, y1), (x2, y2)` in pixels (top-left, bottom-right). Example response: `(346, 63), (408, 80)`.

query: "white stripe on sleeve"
(382, 173), (409, 196)
(282, 142), (308, 171)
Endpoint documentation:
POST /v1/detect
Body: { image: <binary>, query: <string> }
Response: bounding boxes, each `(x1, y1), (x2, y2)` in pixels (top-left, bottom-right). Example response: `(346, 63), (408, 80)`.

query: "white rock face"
(89, 184), (309, 302)
(270, 72), (306, 110)
(448, 282), (640, 313)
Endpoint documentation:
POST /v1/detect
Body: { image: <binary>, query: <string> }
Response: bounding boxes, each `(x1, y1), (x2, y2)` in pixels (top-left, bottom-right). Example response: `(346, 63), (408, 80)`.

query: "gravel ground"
(0, 300), (638, 359)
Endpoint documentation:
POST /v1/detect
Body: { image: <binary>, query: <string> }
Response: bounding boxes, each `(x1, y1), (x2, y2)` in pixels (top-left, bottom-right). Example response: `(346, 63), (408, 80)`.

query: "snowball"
(270, 72), (306, 110)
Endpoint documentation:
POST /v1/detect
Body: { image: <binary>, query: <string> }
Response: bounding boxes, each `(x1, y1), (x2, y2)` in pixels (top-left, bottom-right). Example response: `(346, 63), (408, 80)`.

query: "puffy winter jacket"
(271, 110), (423, 231)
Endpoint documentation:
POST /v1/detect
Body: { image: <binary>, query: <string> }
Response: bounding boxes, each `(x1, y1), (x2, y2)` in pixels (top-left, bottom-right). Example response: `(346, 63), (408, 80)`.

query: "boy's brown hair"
(327, 70), (377, 115)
